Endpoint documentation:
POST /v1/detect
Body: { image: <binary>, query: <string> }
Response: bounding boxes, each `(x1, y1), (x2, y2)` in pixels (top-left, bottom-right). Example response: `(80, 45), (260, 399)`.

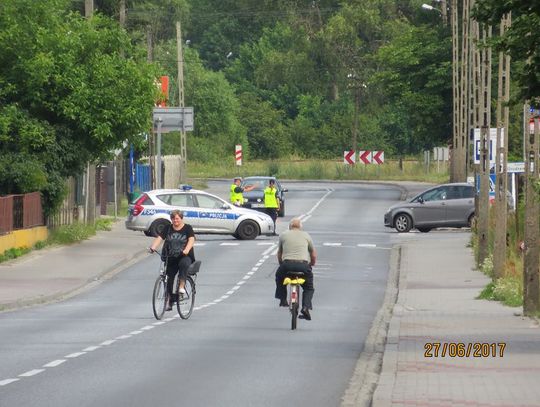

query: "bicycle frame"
(283, 275), (305, 330)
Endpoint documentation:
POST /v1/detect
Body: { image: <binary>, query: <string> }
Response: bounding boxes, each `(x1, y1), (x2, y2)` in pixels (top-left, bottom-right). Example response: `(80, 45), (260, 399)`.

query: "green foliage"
(49, 223), (95, 244)
(0, 0), (158, 215)
(0, 247), (31, 263)
(473, 0), (540, 107)
(95, 218), (114, 231)
(478, 277), (523, 307)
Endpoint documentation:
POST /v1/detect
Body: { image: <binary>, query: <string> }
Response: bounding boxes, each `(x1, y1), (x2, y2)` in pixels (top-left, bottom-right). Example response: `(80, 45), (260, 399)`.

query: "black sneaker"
(279, 299), (288, 307)
(299, 307), (311, 320)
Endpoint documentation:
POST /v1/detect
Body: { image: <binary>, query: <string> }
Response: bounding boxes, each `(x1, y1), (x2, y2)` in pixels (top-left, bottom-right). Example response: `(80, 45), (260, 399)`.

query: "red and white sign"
(530, 118), (539, 134)
(344, 150), (355, 165)
(358, 151), (372, 164)
(155, 75), (169, 107)
(235, 145), (242, 166)
(373, 151), (384, 164)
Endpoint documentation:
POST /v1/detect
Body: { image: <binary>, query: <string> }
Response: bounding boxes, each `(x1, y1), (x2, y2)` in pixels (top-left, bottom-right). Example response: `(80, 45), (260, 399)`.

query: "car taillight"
(131, 194), (148, 216)
(131, 204), (144, 216)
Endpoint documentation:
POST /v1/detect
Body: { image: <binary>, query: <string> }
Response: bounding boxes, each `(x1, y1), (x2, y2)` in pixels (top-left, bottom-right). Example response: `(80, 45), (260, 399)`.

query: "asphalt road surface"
(0, 181), (403, 407)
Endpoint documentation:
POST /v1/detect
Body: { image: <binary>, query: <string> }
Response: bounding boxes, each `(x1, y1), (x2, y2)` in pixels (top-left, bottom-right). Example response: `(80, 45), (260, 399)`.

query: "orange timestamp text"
(424, 342), (506, 358)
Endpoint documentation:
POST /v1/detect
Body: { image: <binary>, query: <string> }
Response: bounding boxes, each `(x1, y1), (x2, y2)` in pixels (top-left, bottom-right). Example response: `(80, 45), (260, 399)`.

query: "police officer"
(230, 177), (254, 206)
(264, 179), (280, 235)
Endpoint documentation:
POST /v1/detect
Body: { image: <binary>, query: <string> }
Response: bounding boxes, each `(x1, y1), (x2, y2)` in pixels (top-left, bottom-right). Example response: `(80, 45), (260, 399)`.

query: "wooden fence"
(0, 192), (43, 235)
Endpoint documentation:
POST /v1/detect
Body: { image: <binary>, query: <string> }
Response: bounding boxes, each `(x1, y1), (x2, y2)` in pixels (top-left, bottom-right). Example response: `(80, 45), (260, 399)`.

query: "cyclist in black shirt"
(149, 210), (195, 310)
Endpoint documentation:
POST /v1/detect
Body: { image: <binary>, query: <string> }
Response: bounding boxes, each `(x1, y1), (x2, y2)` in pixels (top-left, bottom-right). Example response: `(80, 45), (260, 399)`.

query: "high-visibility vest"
(264, 187), (279, 208)
(230, 184), (244, 205)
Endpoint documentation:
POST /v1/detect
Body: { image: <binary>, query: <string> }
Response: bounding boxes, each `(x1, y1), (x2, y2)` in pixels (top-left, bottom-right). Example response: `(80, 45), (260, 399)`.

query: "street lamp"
(421, 1), (447, 26)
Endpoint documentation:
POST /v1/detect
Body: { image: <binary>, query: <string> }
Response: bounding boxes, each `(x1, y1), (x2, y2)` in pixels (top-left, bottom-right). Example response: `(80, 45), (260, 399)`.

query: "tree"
(372, 21), (452, 155)
(0, 0), (158, 213)
(473, 0), (540, 106)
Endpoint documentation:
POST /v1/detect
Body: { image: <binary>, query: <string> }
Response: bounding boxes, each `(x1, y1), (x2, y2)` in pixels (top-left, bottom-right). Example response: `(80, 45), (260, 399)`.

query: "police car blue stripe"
(199, 212), (240, 220)
(141, 208), (199, 218)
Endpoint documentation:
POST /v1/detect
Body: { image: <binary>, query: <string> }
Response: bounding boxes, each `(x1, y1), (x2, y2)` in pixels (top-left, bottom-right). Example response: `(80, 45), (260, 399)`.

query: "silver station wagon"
(126, 187), (275, 239)
(384, 183), (476, 233)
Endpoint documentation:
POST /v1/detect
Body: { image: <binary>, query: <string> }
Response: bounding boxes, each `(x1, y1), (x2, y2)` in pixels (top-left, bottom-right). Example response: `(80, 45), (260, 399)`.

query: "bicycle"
(151, 251), (201, 320)
(282, 271), (306, 330)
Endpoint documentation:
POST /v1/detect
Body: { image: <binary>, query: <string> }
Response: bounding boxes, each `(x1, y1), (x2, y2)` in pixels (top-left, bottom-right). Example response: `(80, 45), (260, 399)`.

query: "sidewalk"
(0, 219), (149, 312)
(372, 232), (540, 407)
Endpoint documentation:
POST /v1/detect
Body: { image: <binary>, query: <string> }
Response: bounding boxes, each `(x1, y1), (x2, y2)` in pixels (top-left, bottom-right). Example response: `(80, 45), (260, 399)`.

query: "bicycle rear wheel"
(290, 285), (300, 330)
(291, 303), (299, 330)
(177, 276), (195, 319)
(152, 276), (167, 320)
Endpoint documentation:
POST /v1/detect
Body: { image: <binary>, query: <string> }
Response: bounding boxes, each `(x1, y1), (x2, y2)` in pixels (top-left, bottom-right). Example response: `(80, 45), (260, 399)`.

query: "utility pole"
(450, 0), (460, 182)
(439, 0), (448, 27)
(523, 107), (540, 315)
(84, 0), (96, 224)
(119, 0), (126, 27)
(85, 0), (93, 18)
(457, 0), (470, 183)
(352, 86), (359, 159)
(146, 25), (156, 188)
(493, 14), (511, 279)
(477, 24), (492, 267)
(177, 21), (187, 183)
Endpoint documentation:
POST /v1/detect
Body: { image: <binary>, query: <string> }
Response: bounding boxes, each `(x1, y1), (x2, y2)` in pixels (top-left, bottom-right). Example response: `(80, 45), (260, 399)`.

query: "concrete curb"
(370, 245), (409, 407)
(341, 246), (402, 407)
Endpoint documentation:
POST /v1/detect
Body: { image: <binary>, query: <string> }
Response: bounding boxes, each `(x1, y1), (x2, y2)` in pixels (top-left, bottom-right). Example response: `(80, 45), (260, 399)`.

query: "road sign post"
(152, 107), (194, 189)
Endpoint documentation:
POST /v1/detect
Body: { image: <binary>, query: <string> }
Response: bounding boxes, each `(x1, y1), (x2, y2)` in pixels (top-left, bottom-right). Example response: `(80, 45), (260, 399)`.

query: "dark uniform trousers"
(274, 260), (314, 309)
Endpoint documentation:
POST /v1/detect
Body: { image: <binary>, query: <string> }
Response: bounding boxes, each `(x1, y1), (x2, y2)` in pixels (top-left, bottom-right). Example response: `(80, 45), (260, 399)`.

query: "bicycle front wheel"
(152, 276), (167, 320)
(177, 276), (195, 319)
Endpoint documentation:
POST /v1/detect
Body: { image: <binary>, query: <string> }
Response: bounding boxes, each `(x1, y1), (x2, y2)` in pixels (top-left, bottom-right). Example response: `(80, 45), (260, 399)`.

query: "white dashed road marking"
(65, 352), (86, 358)
(0, 379), (20, 386)
(0, 189), (335, 388)
(43, 360), (66, 368)
(19, 369), (44, 377)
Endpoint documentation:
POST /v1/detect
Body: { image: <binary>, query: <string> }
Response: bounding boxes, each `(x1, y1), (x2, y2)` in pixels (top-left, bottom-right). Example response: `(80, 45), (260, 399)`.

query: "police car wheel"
(236, 220), (259, 240)
(150, 219), (171, 237)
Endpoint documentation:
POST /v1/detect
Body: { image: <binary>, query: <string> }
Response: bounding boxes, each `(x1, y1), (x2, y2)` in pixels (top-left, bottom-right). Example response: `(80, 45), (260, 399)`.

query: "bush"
(49, 222), (95, 245)
(0, 247), (31, 263)
(478, 276), (522, 307)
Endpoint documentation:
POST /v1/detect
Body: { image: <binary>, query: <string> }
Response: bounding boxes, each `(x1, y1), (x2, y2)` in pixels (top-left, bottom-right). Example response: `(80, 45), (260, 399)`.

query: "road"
(0, 181), (404, 407)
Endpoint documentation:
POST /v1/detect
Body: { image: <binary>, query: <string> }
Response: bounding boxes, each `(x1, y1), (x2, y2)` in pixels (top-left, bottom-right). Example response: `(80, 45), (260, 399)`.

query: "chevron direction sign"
(358, 150), (384, 164)
(344, 150), (355, 165)
(373, 151), (384, 164)
(358, 151), (371, 164)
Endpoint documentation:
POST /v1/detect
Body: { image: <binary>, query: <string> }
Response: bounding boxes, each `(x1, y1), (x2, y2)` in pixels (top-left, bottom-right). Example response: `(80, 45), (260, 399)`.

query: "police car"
(125, 186), (275, 240)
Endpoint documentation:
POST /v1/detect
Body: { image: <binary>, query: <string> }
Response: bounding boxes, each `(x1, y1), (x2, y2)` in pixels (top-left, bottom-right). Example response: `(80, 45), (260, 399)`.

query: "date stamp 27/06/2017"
(424, 342), (506, 358)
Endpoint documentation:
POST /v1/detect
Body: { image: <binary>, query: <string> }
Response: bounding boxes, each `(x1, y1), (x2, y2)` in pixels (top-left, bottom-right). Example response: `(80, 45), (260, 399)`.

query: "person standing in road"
(275, 218), (316, 320)
(264, 179), (280, 235)
(149, 210), (195, 311)
(230, 177), (255, 206)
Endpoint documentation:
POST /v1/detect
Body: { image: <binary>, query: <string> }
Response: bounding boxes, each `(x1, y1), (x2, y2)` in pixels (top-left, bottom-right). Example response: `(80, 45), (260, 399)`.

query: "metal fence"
(0, 192), (43, 235)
